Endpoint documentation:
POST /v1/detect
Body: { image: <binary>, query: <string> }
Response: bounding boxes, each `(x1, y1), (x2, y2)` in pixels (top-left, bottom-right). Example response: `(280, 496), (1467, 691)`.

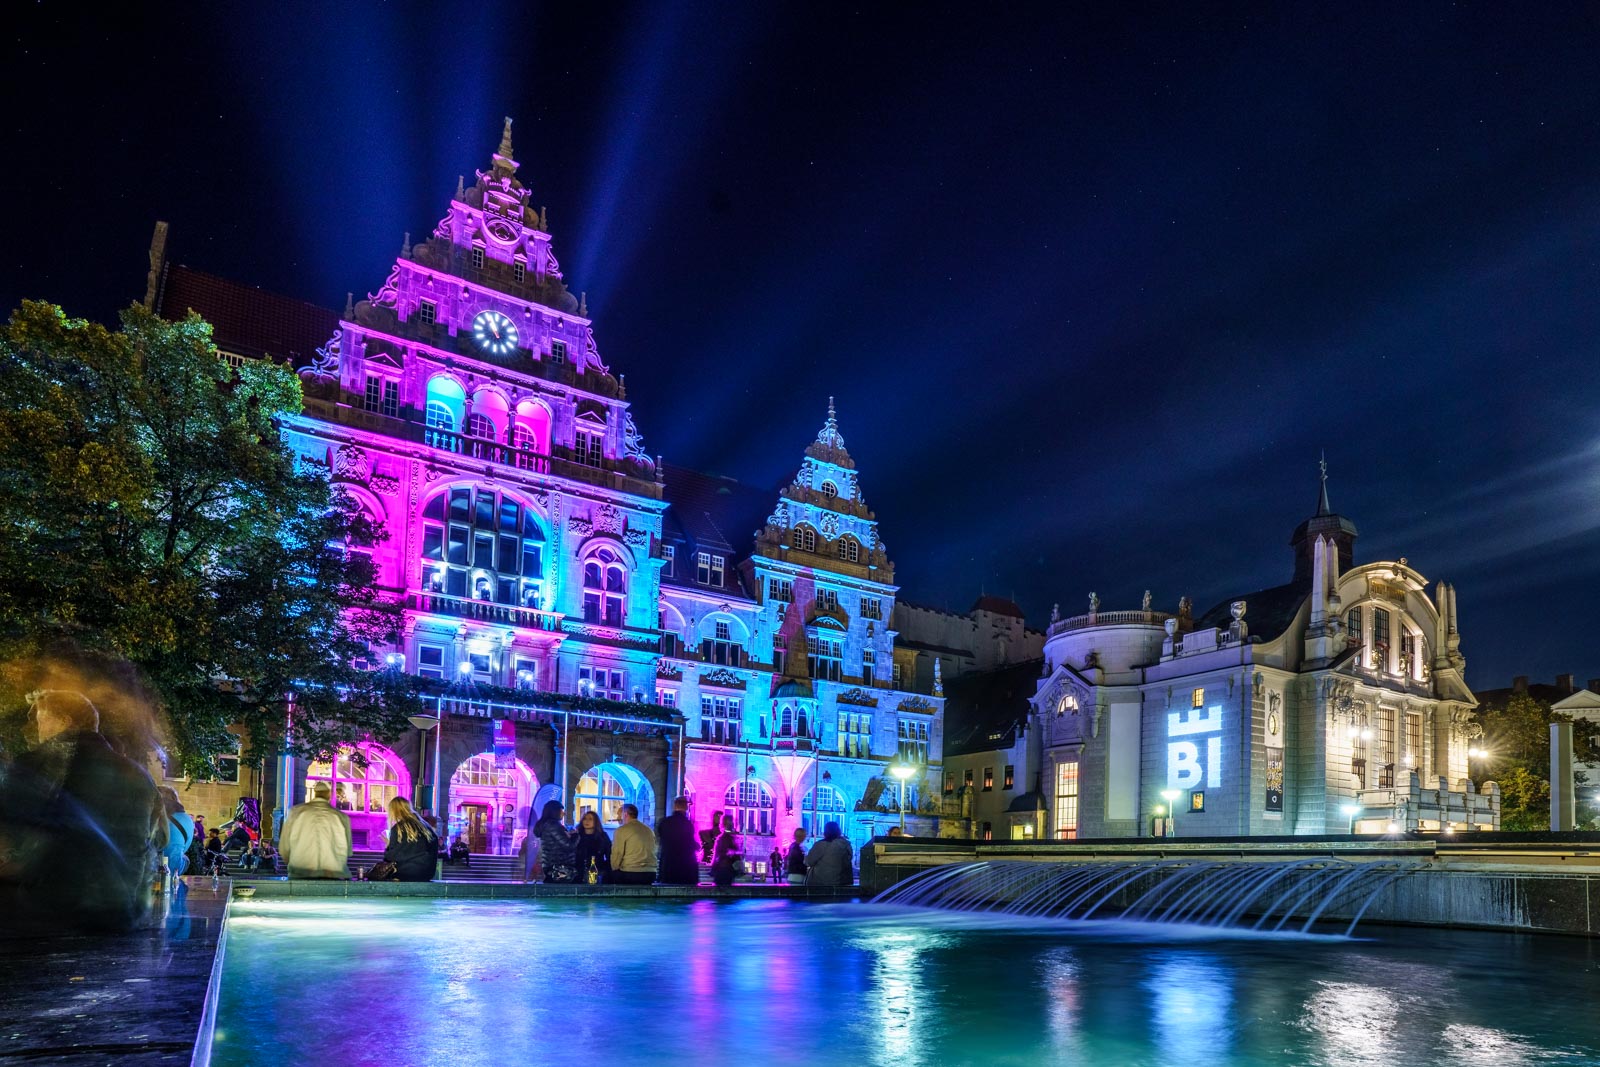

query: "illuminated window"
(305, 744), (402, 813)
(696, 552), (724, 586)
(661, 545), (675, 576)
(656, 688), (676, 708)
(471, 246), (485, 270)
(795, 524), (817, 553)
(1371, 608), (1391, 670)
(981, 821), (993, 841)
(982, 766), (994, 792)
(576, 428), (603, 467)
(1003, 764), (1015, 790)
(420, 488), (543, 610)
(817, 589), (839, 613)
(575, 763), (653, 830)
(700, 695), (742, 745)
(418, 300), (437, 324)
(808, 631), (843, 682)
(861, 597), (882, 620)
(724, 779), (775, 835)
(862, 648), (876, 678)
(800, 785), (848, 836)
(578, 665), (624, 701)
(581, 547), (627, 627)
(893, 661), (904, 687)
(1054, 762), (1080, 840)
(1191, 688), (1205, 708)
(837, 536), (860, 563)
(1190, 791), (1205, 812)
(425, 401), (457, 450)
(418, 645), (445, 680)
(837, 712), (870, 757)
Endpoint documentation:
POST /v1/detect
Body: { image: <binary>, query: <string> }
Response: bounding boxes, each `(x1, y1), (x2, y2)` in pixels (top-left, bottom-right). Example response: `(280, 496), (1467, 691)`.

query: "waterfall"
(873, 858), (1419, 936)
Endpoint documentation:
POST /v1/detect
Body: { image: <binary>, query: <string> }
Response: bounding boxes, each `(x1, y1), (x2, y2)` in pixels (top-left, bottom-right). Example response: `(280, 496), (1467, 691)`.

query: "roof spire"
(815, 396), (845, 451)
(498, 116), (514, 161)
(1316, 451), (1332, 517)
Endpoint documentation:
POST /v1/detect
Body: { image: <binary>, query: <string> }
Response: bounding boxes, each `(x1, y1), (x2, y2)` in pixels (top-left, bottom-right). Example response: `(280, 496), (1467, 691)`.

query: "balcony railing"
(422, 428), (551, 473)
(1049, 610), (1174, 636)
(408, 590), (562, 631)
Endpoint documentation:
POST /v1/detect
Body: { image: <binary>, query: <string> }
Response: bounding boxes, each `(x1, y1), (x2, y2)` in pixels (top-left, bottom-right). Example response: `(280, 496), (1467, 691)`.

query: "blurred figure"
(699, 808), (723, 864)
(609, 803), (656, 885)
(785, 827), (809, 886)
(202, 828), (227, 874)
(654, 796), (698, 886)
(806, 822), (853, 887)
(768, 845), (783, 883)
(448, 834), (471, 867)
(886, 826), (904, 838)
(379, 797), (438, 882)
(279, 781), (352, 879)
(0, 689), (163, 932)
(158, 786), (195, 877)
(710, 813), (743, 887)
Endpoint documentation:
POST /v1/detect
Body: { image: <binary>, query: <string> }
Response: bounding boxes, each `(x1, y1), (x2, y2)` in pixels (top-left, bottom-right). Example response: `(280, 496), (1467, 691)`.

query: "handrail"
(1049, 610), (1173, 635)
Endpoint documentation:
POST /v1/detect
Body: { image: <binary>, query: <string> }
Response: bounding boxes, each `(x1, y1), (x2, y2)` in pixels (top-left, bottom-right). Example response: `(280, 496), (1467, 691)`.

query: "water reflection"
(1149, 953), (1235, 1065)
(1303, 981), (1401, 1066)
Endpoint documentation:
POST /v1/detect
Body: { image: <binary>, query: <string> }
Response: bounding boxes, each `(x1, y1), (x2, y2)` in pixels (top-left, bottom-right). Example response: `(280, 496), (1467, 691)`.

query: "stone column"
(1551, 722), (1575, 831)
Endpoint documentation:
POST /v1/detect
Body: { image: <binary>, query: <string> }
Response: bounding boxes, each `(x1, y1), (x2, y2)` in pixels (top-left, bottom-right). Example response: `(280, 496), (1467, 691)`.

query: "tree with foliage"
(1473, 691), (1599, 830)
(0, 301), (419, 775)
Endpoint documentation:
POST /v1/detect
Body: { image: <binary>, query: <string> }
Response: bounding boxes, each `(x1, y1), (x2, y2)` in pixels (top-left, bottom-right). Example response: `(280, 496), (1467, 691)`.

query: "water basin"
(212, 898), (1600, 1066)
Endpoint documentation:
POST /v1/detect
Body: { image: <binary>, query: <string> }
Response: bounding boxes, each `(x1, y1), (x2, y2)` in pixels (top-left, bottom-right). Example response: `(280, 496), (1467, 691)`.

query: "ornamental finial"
(499, 116), (515, 161)
(815, 396), (845, 451)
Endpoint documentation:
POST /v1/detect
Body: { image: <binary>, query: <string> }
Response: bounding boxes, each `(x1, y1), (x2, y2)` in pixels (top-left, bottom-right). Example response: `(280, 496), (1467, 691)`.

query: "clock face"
(472, 310), (519, 355)
(1267, 710), (1281, 736)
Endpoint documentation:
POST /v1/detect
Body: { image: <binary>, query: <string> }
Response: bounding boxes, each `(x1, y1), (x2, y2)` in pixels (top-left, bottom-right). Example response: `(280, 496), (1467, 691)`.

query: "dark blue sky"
(5, 3), (1600, 690)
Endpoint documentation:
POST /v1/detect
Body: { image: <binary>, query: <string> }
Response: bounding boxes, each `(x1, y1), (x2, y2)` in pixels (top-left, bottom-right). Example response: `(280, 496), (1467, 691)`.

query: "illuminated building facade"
(147, 121), (946, 854)
(1030, 473), (1500, 839)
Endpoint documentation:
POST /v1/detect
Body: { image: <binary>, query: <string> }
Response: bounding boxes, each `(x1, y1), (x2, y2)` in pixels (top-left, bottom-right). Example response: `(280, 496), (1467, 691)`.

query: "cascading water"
(874, 858), (1419, 936)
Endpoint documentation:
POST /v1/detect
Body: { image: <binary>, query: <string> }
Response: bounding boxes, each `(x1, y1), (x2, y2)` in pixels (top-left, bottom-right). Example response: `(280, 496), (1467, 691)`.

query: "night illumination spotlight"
(385, 653), (402, 667)
(458, 662), (474, 675)
(1340, 804), (1360, 817)
(1387, 822), (1399, 833)
(890, 763), (916, 781)
(1360, 729), (1374, 741)
(1346, 726), (1359, 739)
(1160, 788), (1180, 803)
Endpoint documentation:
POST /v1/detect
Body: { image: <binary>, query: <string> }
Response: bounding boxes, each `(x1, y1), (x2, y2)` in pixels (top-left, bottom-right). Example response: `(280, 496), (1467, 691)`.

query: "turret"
(1290, 455), (1357, 584)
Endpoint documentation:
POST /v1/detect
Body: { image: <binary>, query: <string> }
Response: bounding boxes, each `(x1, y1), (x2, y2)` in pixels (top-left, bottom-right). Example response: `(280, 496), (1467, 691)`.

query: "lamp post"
(890, 762), (917, 833)
(1341, 802), (1360, 835)
(1160, 789), (1180, 838)
(408, 713), (442, 819)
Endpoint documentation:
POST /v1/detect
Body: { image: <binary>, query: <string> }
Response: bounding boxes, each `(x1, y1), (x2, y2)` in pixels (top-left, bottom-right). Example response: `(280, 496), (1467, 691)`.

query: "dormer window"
(471, 246), (485, 270)
(513, 259), (526, 284)
(418, 300), (437, 325)
(576, 427), (604, 467)
(696, 552), (724, 586)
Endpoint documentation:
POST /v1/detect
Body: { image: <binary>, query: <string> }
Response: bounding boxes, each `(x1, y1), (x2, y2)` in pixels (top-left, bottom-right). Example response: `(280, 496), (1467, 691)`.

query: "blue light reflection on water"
(211, 899), (1600, 1067)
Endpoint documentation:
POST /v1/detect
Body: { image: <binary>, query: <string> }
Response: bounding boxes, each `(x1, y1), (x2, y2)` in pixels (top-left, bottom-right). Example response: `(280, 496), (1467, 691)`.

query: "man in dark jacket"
(655, 796), (700, 885)
(0, 690), (162, 932)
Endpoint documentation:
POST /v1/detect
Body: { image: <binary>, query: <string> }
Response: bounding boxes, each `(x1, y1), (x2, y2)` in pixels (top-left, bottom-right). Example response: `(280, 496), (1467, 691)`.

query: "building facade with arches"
(147, 121), (951, 853)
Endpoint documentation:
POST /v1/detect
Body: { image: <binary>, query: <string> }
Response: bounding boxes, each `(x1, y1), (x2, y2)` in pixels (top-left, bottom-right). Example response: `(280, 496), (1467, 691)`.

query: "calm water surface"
(213, 898), (1600, 1066)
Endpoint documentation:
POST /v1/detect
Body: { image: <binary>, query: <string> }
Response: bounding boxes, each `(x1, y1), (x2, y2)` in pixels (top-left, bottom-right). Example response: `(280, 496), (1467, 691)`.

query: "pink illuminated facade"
(150, 120), (948, 858)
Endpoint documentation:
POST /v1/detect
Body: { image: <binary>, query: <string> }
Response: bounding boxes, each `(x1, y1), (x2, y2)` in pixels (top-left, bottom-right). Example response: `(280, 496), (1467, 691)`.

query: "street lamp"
(1160, 788), (1180, 838)
(1340, 802), (1360, 835)
(408, 712), (443, 819)
(890, 762), (917, 832)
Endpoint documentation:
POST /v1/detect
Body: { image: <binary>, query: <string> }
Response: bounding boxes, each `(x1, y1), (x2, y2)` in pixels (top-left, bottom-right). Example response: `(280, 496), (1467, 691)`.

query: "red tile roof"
(157, 264), (340, 365)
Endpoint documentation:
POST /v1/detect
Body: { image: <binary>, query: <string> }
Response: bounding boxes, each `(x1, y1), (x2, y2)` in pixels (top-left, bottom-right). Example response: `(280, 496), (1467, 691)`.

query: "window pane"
(474, 534), (494, 569)
(450, 488), (470, 521)
(423, 525), (444, 560)
(448, 527), (468, 564)
(500, 501), (520, 532)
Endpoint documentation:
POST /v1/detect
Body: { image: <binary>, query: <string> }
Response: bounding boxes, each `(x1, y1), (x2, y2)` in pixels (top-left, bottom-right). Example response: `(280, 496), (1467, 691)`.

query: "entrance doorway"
(448, 753), (538, 856)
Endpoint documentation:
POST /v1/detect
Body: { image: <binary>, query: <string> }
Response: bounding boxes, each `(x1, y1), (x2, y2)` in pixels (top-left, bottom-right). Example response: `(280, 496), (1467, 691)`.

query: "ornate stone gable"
(837, 687), (879, 708)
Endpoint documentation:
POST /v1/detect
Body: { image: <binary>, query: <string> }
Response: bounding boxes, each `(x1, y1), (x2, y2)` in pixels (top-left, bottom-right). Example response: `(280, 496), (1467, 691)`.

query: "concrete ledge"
(230, 878), (862, 901)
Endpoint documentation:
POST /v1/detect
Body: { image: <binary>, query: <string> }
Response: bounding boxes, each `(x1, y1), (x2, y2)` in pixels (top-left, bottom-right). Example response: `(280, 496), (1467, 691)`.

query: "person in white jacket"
(279, 781), (352, 879)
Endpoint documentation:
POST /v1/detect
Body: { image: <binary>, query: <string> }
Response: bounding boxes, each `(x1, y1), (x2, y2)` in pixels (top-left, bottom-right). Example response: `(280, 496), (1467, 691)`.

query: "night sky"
(5, 4), (1600, 690)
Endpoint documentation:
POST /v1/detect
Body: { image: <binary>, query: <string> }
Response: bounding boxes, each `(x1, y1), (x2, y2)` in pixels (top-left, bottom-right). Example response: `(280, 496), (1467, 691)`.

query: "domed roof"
(774, 678), (813, 700)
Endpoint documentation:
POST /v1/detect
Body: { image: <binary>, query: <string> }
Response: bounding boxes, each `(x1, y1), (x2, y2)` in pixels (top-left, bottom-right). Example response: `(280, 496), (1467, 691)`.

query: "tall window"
(800, 785), (849, 836)
(862, 648), (876, 679)
(471, 246), (485, 270)
(1347, 606), (1362, 642)
(1055, 762), (1080, 840)
(982, 767), (995, 791)
(550, 340), (568, 365)
(817, 588), (840, 613)
(837, 536), (860, 563)
(420, 488), (544, 608)
(363, 375), (383, 413)
(662, 545), (676, 577)
(898, 720), (929, 763)
(808, 632), (843, 682)
(773, 634), (787, 675)
(1371, 607), (1391, 671)
(425, 401), (457, 451)
(696, 552), (724, 586)
(837, 712), (871, 758)
(700, 695), (742, 744)
(702, 619), (743, 667)
(576, 428), (603, 467)
(578, 665), (625, 701)
(861, 596), (882, 620)
(1004, 764), (1015, 790)
(381, 380), (400, 419)
(582, 547), (627, 627)
(512, 259), (526, 284)
(1405, 713), (1422, 774)
(795, 525), (817, 553)
(724, 780), (775, 835)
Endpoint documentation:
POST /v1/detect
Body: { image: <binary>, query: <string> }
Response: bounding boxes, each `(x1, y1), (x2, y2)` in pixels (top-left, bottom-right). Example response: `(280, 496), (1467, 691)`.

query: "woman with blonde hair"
(378, 796), (439, 882)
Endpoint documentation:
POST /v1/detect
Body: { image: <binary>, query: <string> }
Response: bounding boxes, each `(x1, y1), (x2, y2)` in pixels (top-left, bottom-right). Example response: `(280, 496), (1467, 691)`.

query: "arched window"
(424, 376), (465, 452)
(583, 546), (627, 626)
(574, 762), (655, 829)
(466, 413), (497, 439)
(800, 785), (849, 835)
(304, 743), (412, 850)
(820, 481), (838, 497)
(724, 779), (776, 835)
(794, 524), (817, 553)
(449, 752), (538, 856)
(837, 535), (860, 563)
(419, 486), (545, 612)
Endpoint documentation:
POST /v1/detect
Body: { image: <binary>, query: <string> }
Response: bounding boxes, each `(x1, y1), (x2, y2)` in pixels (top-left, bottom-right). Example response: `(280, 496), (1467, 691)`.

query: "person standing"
(784, 828), (809, 886)
(699, 808), (723, 864)
(279, 781), (353, 879)
(768, 846), (783, 883)
(573, 810), (612, 885)
(655, 796), (699, 886)
(533, 800), (578, 883)
(609, 804), (657, 885)
(709, 813), (743, 887)
(805, 822), (853, 887)
(380, 796), (439, 882)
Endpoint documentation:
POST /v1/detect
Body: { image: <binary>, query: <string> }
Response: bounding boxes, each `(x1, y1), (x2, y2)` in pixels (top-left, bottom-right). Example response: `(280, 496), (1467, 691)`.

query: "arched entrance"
(304, 743), (411, 850)
(573, 762), (657, 829)
(449, 753), (538, 855)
